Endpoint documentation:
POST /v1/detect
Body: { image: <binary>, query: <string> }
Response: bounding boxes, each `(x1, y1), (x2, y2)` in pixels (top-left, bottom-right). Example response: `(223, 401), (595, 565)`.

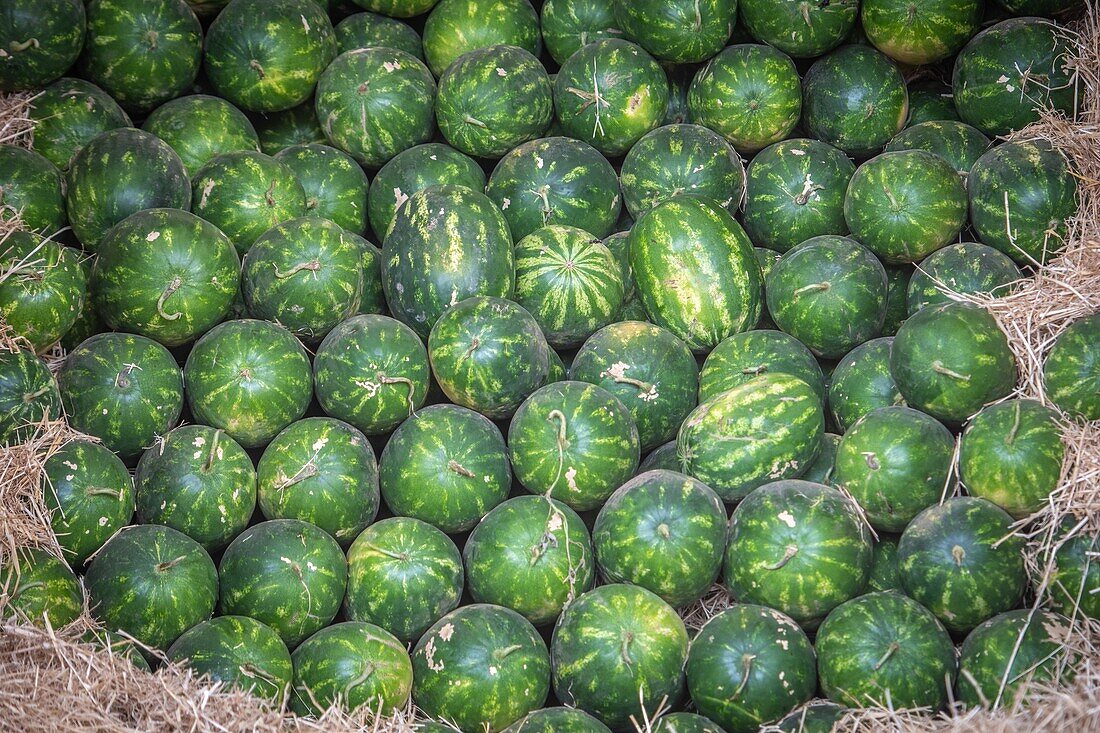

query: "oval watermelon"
(252, 101), (327, 154)
(541, 0), (624, 65)
(0, 146), (66, 235)
(142, 95), (261, 176)
(699, 329), (825, 405)
(167, 616), (293, 703)
(906, 81), (960, 126)
(0, 347), (61, 444)
(613, 0), (735, 63)
(505, 706), (613, 733)
(0, 547), (83, 628)
(883, 120), (991, 178)
(827, 337), (905, 432)
(0, 0), (85, 92)
(27, 77), (132, 170)
(1049, 530), (1100, 620)
(861, 0), (982, 65)
(335, 12), (424, 60)
(274, 143), (370, 235)
(738, 0), (857, 57)
(422, 0), (541, 77)
(1044, 313), (1100, 421)
(0, 231), (85, 354)
(867, 536), (903, 593)
(906, 242), (1022, 316)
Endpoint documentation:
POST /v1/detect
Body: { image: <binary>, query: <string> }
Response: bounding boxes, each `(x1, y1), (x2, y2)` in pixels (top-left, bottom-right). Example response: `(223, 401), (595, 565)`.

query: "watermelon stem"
(114, 363), (140, 389)
(447, 460), (476, 478)
(362, 542), (408, 562)
(529, 186), (552, 224)
(144, 31), (159, 50)
(546, 409), (569, 494)
(764, 544), (799, 570)
(1006, 401), (1022, 445)
(799, 3), (812, 28)
(692, 0), (702, 31)
(9, 39), (40, 53)
(276, 461), (319, 490)
(463, 115), (488, 129)
(345, 661), (377, 690)
(23, 385), (53, 403)
(496, 644), (524, 661)
(86, 487), (126, 500)
(155, 555), (187, 572)
(952, 545), (966, 566)
(931, 361), (970, 382)
(620, 631), (635, 666)
(732, 653), (756, 699)
(794, 177), (824, 206)
(11, 580), (45, 599)
(740, 365), (769, 376)
(872, 641), (900, 671)
(273, 260), (322, 279)
(249, 60), (266, 80)
(239, 662), (281, 689)
(156, 277), (184, 321)
(792, 282), (830, 297)
(202, 430), (223, 473)
(377, 374), (417, 416)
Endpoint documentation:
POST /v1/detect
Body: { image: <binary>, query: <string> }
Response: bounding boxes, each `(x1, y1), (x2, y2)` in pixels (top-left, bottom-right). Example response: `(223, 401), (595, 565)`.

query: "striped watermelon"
(738, 0), (858, 57)
(884, 120), (991, 178)
(881, 264), (912, 336)
(0, 0), (85, 91)
(27, 78), (131, 170)
(168, 616), (293, 703)
(802, 432), (841, 486)
(353, 235), (386, 315)
(335, 12), (424, 60)
(0, 231), (85, 354)
(275, 144), (371, 235)
(422, 0), (541, 77)
(541, 0), (625, 65)
(1044, 314), (1100, 420)
(699, 329), (825, 404)
(613, 0), (735, 63)
(861, 0), (982, 65)
(0, 146), (66, 235)
(0, 348), (61, 444)
(0, 547), (83, 629)
(353, 0), (438, 18)
(867, 536), (903, 593)
(907, 242), (1022, 316)
(774, 703), (846, 733)
(638, 440), (679, 473)
(506, 707), (613, 733)
(252, 102), (327, 155)
(906, 81), (960, 126)
(827, 337), (905, 432)
(653, 713), (724, 733)
(143, 95), (261, 176)
(1049, 531), (1100, 620)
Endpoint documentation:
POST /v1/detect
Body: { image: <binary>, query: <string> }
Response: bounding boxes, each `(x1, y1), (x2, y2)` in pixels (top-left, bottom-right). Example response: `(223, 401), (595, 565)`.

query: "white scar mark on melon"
(439, 623), (455, 641)
(565, 466), (578, 492)
(300, 14), (310, 32)
(146, 230), (161, 242)
(777, 510), (796, 528)
(199, 179), (216, 209)
(423, 637), (445, 671)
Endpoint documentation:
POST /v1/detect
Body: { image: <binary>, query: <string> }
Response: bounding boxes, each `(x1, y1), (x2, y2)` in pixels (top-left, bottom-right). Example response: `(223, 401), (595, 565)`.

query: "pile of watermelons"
(1, 0), (1098, 730)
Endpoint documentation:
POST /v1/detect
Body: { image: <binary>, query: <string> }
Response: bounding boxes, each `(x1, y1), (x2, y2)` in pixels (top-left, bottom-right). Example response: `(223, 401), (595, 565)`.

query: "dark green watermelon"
(827, 337), (905, 432)
(422, 0), (541, 77)
(687, 44), (802, 154)
(0, 547), (83, 628)
(898, 496), (1026, 634)
(1044, 314), (1100, 420)
(85, 524), (217, 650)
(0, 231), (85, 353)
(0, 0), (85, 91)
(183, 319), (313, 449)
(652, 713), (724, 733)
(335, 12), (424, 59)
(274, 143), (370, 235)
(1049, 530), (1100, 620)
(867, 536), (903, 593)
(699, 329), (825, 404)
(996, 0), (1082, 14)
(505, 707), (612, 733)
(353, 0), (438, 18)
(345, 516), (464, 643)
(861, 0), (982, 65)
(906, 81), (960, 126)
(0, 146), (66, 234)
(833, 405), (954, 533)
(82, 627), (151, 670)
(662, 63), (692, 125)
(613, 0), (735, 63)
(379, 404), (510, 533)
(638, 440), (679, 473)
(413, 603), (551, 732)
(465, 495), (595, 625)
(880, 264), (911, 336)
(168, 615), (293, 702)
(774, 702), (847, 733)
(218, 518), (347, 648)
(884, 120), (991, 178)
(252, 101), (327, 155)
(552, 584), (688, 731)
(738, 0), (857, 57)
(204, 0), (337, 112)
(541, 0), (624, 65)
(142, 95), (261, 176)
(352, 235), (386, 315)
(802, 432), (841, 486)
(28, 78), (132, 170)
(0, 347), (61, 444)
(907, 242), (1022, 316)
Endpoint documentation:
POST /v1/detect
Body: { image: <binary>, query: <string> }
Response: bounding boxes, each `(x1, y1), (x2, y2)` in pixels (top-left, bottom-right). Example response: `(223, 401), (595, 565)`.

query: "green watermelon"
(335, 12), (424, 59)
(699, 329), (825, 404)
(833, 405), (954, 533)
(867, 536), (903, 593)
(79, 0), (201, 113)
(594, 469), (726, 608)
(552, 584), (688, 731)
(413, 604), (551, 732)
(135, 424), (255, 552)
(58, 332), (183, 460)
(183, 0), (228, 17)
(996, 0), (1082, 14)
(766, 235), (888, 359)
(27, 78), (132, 170)
(0, 547), (83, 628)
(274, 143), (370, 235)
(0, 146), (66, 235)
(554, 39), (668, 157)
(687, 44), (802, 154)
(465, 494), (595, 625)
(861, 0), (982, 65)
(379, 404), (510, 533)
(291, 621), (412, 716)
(85, 524), (217, 650)
(890, 302), (1017, 423)
(541, 0), (625, 65)
(204, 0), (337, 112)
(422, 0), (541, 77)
(884, 120), (991, 178)
(898, 496), (1026, 634)
(183, 319), (313, 449)
(142, 95), (261, 176)
(0, 231), (85, 353)
(82, 627), (151, 671)
(218, 518), (347, 648)
(352, 0), (438, 18)
(774, 702), (847, 733)
(1049, 531), (1100, 620)
(802, 432), (841, 486)
(345, 516), (464, 643)
(257, 417), (379, 544)
(738, 0), (857, 57)
(652, 713), (724, 733)
(952, 17), (1079, 137)
(505, 707), (613, 733)
(906, 242), (1022, 316)
(1044, 314), (1100, 420)
(630, 196), (762, 353)
(827, 337), (905, 432)
(168, 616), (293, 703)
(638, 440), (679, 473)
(570, 320), (699, 451)
(486, 136), (622, 242)
(613, 0), (735, 63)
(801, 45), (908, 157)
(906, 82), (960, 126)
(508, 380), (640, 511)
(60, 255), (105, 352)
(42, 439), (134, 565)
(383, 185), (515, 339)
(620, 124), (745, 218)
(816, 591), (956, 710)
(679, 373), (824, 501)
(880, 264), (911, 337)
(547, 347), (568, 382)
(252, 101), (328, 155)
(0, 0), (85, 91)
(353, 235), (386, 315)
(687, 604), (817, 733)
(0, 347), (61, 443)
(65, 127), (191, 250)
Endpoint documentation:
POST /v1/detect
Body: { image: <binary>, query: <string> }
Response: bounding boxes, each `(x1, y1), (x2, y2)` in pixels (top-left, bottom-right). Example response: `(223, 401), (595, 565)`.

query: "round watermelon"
(345, 516), (464, 643)
(652, 713), (725, 733)
(0, 347), (61, 444)
(335, 12), (424, 59)
(880, 264), (912, 336)
(738, 0), (857, 57)
(168, 616), (293, 703)
(884, 120), (991, 178)
(699, 329), (825, 404)
(541, 0), (624, 65)
(827, 337), (905, 432)
(184, 319), (313, 449)
(906, 81), (960, 126)
(0, 146), (66, 235)
(1, 0), (84, 90)
(906, 242), (1022, 316)
(274, 144), (369, 235)
(638, 440), (679, 473)
(0, 547), (83, 628)
(505, 707), (612, 733)
(27, 78), (132, 170)
(142, 94), (261, 175)
(0, 231), (85, 353)
(353, 235), (386, 315)
(774, 702), (846, 733)
(422, 0), (541, 77)
(861, 0), (982, 65)
(1049, 530), (1100, 620)
(802, 432), (840, 486)
(1044, 314), (1100, 421)
(867, 536), (903, 593)
(353, 0), (438, 18)
(612, 0), (735, 63)
(996, 0), (1082, 14)
(252, 101), (327, 154)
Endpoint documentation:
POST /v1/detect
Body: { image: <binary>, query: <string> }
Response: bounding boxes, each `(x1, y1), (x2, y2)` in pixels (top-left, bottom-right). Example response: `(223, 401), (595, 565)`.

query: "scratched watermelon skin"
(738, 0), (858, 58)
(541, 0), (625, 65)
(0, 231), (86, 354)
(612, 0), (735, 63)
(143, 95), (261, 176)
(422, 0), (541, 77)
(0, 0), (86, 92)
(275, 143), (370, 235)
(699, 329), (825, 405)
(861, 0), (982, 65)
(167, 616), (293, 703)
(334, 11), (424, 60)
(0, 349), (62, 445)
(827, 337), (906, 432)
(1044, 313), (1100, 421)
(28, 78), (132, 170)
(883, 120), (991, 178)
(0, 547), (83, 629)
(906, 242), (1022, 316)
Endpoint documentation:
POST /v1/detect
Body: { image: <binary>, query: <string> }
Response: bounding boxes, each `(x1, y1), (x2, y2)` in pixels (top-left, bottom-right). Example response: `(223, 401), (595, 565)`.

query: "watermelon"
(638, 440), (679, 473)
(27, 78), (132, 170)
(184, 0), (228, 17)
(552, 584), (688, 731)
(274, 144), (370, 235)
(257, 417), (379, 545)
(541, 0), (625, 65)
(465, 494), (595, 625)
(486, 136), (622, 241)
(183, 319), (313, 449)
(353, 236), (386, 315)
(42, 439), (134, 566)
(1049, 530), (1100, 620)
(0, 146), (66, 235)
(58, 333), (183, 460)
(883, 120), (991, 178)
(906, 82), (960, 126)
(679, 373), (824, 501)
(630, 196), (762, 353)
(315, 48), (436, 168)
(833, 405), (954, 533)
(969, 139), (1077, 266)
(700, 330), (825, 404)
(861, 0), (982, 65)
(142, 95), (261, 176)
(0, 347), (61, 443)
(79, 0), (201, 113)
(65, 128), (191, 250)
(379, 404), (510, 533)
(0, 0), (85, 91)
(412, 604), (551, 732)
(619, 124), (745, 218)
(996, 0), (1082, 14)
(867, 536), (903, 593)
(436, 45), (553, 159)
(345, 516), (464, 643)
(801, 45), (909, 157)
(291, 621), (412, 716)
(687, 604), (817, 732)
(738, 0), (858, 57)
(0, 547), (83, 628)
(167, 616), (293, 703)
(687, 44), (802, 154)
(827, 337), (905, 432)
(82, 628), (151, 671)
(612, 0), (735, 63)
(252, 102), (327, 155)
(570, 320), (699, 451)
(802, 432), (840, 486)
(506, 707), (613, 733)
(218, 518), (347, 648)
(652, 713), (724, 733)
(383, 185), (515, 339)
(815, 591), (956, 710)
(422, 0), (542, 77)
(906, 242), (1022, 316)
(335, 12), (424, 59)
(509, 380), (640, 511)
(662, 64), (692, 125)
(594, 469), (726, 608)
(547, 347), (568, 382)
(766, 235), (888, 359)
(774, 702), (846, 733)
(428, 296), (550, 419)
(890, 302), (1017, 423)
(0, 231), (85, 353)
(352, 0), (438, 18)
(1044, 314), (1100, 420)
(952, 17), (1078, 137)
(880, 264), (911, 336)
(553, 39), (669, 157)
(85, 524), (217, 650)
(204, 0), (337, 113)
(898, 496), (1026, 634)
